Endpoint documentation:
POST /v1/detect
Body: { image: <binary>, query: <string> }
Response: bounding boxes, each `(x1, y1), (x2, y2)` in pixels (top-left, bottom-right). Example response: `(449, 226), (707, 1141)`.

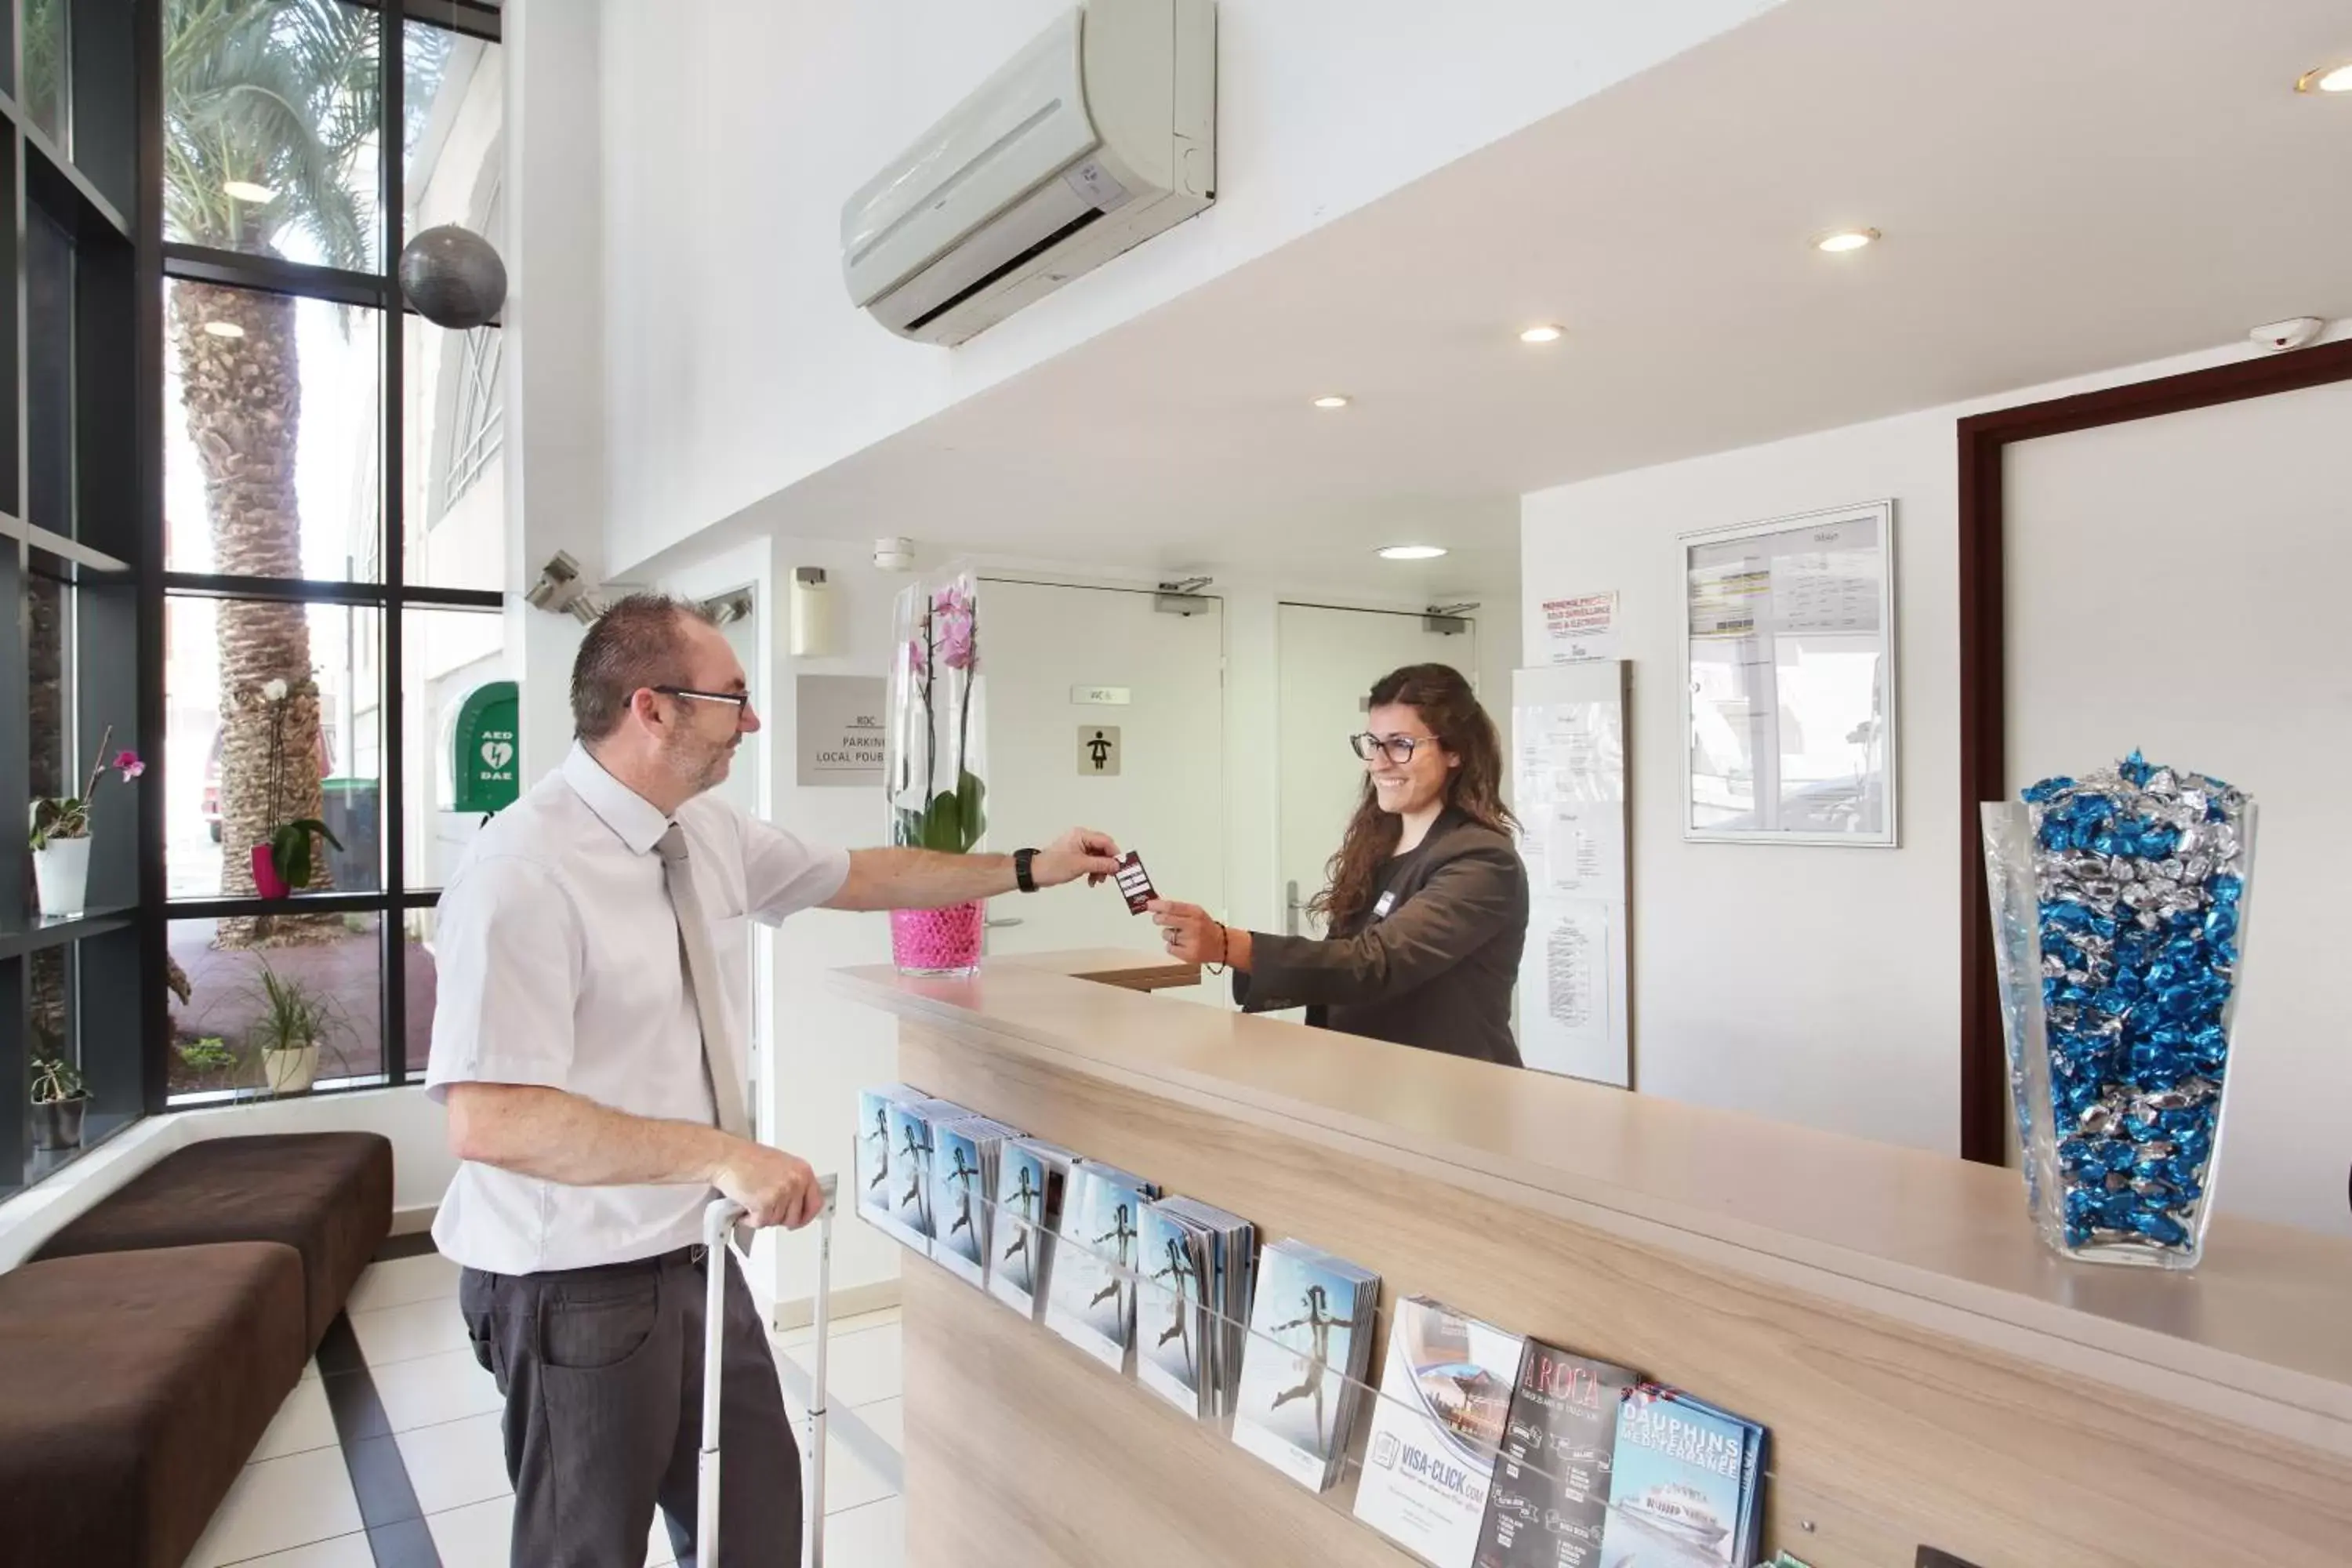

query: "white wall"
(505, 0), (601, 779)
(596, 0), (1779, 574)
(1519, 328), (2349, 1166)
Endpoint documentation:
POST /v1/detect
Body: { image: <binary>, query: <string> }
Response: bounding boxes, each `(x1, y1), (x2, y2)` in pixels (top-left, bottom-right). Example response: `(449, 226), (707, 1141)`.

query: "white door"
(980, 580), (1226, 1004)
(1276, 603), (1479, 939)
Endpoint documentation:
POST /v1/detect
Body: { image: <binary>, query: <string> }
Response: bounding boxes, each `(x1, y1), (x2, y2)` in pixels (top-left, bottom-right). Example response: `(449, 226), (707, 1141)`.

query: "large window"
(158, 0), (506, 1106)
(5, 0), (506, 1196)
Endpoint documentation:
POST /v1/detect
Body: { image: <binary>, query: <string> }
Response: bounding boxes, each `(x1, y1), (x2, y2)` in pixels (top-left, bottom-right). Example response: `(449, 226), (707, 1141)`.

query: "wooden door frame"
(1955, 336), (2352, 1163)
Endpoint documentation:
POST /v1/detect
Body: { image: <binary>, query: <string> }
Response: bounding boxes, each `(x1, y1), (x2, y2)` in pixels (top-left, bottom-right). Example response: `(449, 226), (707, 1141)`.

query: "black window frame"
(148, 0), (504, 1109)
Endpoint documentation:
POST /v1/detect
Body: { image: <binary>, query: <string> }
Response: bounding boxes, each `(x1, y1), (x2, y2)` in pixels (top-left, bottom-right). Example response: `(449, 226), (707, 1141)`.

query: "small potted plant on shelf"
(251, 679), (340, 900)
(27, 725), (143, 919)
(249, 964), (348, 1096)
(29, 1055), (91, 1152)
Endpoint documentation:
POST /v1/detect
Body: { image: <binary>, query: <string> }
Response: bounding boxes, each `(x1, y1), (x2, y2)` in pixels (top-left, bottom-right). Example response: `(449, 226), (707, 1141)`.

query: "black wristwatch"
(1013, 848), (1040, 893)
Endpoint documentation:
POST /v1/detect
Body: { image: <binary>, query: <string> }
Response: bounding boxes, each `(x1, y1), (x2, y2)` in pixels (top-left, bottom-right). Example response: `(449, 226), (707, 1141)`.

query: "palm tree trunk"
(171, 281), (340, 948)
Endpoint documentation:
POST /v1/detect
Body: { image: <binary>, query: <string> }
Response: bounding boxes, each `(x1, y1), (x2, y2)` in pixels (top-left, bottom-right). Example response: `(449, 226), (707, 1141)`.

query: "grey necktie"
(655, 824), (753, 1142)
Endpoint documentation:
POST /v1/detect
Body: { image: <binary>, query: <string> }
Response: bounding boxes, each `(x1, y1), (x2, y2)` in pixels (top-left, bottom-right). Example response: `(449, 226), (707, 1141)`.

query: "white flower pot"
(32, 838), (92, 919)
(263, 1045), (321, 1096)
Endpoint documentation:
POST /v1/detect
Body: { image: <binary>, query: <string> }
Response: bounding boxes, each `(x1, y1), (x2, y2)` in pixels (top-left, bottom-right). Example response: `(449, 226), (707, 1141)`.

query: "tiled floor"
(184, 1250), (908, 1567)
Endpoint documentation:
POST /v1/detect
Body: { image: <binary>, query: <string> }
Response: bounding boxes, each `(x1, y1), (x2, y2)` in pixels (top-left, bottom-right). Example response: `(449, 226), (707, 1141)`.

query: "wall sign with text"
(797, 674), (888, 787)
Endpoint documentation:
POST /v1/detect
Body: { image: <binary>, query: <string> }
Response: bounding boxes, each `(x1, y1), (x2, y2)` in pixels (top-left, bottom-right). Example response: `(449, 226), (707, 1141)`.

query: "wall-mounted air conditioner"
(841, 0), (1216, 347)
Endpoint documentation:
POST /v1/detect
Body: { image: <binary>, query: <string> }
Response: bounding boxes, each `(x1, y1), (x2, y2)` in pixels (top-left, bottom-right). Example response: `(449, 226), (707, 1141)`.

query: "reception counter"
(833, 949), (2352, 1567)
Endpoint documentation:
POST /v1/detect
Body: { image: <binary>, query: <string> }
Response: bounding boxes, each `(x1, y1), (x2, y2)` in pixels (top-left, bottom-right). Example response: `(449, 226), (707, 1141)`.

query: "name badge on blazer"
(1372, 891), (1398, 920)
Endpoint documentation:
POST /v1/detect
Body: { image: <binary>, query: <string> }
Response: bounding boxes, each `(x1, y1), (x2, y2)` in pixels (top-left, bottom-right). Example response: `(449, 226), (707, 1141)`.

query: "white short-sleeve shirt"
(426, 742), (850, 1274)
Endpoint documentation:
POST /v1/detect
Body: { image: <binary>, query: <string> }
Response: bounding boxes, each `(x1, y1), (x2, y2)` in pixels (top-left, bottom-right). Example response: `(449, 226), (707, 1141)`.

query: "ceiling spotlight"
(223, 180), (275, 202)
(1377, 544), (1448, 561)
(1813, 227), (1880, 253)
(201, 320), (246, 339)
(2296, 63), (2352, 93)
(1519, 325), (1566, 344)
(1312, 394), (1351, 409)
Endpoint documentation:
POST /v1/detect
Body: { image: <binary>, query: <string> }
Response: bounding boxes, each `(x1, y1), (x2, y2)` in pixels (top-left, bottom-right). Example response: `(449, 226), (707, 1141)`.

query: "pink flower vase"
(891, 901), (985, 978)
(252, 844), (290, 899)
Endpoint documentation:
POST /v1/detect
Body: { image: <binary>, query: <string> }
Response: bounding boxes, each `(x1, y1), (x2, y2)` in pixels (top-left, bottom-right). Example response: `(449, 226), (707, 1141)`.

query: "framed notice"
(1681, 500), (1897, 847)
(1512, 661), (1632, 1087)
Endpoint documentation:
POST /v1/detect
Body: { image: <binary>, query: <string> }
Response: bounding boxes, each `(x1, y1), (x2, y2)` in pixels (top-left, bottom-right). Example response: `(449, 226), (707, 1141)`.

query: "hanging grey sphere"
(398, 224), (507, 331)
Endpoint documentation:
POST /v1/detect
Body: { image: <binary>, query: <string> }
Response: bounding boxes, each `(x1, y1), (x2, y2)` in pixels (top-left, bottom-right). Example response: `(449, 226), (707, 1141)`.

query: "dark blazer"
(1234, 808), (1529, 1067)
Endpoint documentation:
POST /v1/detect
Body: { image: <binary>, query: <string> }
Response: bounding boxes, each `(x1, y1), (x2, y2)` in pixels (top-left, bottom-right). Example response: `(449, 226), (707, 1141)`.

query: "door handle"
(1284, 880), (1302, 938)
(985, 916), (1025, 929)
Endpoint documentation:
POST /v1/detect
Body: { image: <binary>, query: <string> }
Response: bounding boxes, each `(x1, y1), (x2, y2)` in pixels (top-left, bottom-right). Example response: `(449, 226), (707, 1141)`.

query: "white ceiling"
(655, 0), (2352, 598)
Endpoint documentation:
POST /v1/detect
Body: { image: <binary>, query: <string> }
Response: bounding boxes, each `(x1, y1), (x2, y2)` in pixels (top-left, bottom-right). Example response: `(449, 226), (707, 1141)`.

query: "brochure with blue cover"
(1229, 1240), (1381, 1493)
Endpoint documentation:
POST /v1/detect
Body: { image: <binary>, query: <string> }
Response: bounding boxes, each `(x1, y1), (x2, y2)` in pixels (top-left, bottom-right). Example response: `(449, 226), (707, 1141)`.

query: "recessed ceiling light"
(1377, 544), (1448, 561)
(1312, 394), (1351, 409)
(1519, 324), (1566, 344)
(1813, 227), (1879, 253)
(202, 321), (246, 339)
(223, 180), (275, 202)
(2296, 63), (2352, 93)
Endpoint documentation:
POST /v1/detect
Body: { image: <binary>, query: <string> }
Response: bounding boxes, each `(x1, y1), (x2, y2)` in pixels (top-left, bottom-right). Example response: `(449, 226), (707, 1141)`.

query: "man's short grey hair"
(569, 593), (718, 743)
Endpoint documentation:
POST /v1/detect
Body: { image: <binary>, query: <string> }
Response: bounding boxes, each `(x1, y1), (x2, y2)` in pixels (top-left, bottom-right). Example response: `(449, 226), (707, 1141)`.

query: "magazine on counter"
(873, 1097), (971, 1254)
(1474, 1340), (1642, 1568)
(985, 1138), (1076, 1320)
(1352, 1296), (1523, 1567)
(1601, 1385), (1765, 1568)
(1132, 1198), (1255, 1421)
(928, 1116), (1020, 1288)
(1229, 1240), (1381, 1493)
(1043, 1162), (1161, 1372)
(854, 1084), (927, 1233)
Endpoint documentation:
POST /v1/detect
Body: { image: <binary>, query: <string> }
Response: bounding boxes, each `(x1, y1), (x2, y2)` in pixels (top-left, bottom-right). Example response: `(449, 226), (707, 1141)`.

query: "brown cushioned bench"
(0, 1243), (309, 1568)
(0, 1131), (396, 1568)
(31, 1131), (394, 1349)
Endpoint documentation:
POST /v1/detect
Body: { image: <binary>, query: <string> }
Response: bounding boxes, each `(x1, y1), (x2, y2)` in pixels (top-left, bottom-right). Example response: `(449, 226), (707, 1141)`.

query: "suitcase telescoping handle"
(699, 1174), (839, 1568)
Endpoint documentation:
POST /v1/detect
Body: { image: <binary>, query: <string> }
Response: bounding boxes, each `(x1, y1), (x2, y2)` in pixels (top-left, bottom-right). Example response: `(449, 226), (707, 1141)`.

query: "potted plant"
(252, 679), (341, 900)
(175, 1035), (238, 1095)
(885, 572), (989, 975)
(249, 964), (348, 1096)
(29, 1056), (91, 1152)
(27, 725), (143, 918)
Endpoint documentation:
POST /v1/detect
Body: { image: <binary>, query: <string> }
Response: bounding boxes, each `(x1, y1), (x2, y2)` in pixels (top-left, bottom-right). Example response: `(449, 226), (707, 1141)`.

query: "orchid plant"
(27, 725), (145, 850)
(888, 575), (989, 854)
(257, 676), (340, 895)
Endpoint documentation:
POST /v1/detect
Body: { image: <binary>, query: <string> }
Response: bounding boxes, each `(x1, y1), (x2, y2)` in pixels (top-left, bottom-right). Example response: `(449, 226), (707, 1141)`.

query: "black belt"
(524, 1242), (711, 1281)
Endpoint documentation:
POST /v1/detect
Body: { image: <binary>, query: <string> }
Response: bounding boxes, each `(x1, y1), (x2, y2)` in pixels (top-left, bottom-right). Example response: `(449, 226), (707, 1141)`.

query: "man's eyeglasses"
(1350, 732), (1443, 764)
(652, 684), (751, 713)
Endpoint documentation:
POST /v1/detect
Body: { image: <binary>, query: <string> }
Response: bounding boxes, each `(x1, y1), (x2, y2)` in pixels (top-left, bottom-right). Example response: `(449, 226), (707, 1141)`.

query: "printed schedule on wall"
(1681, 501), (1897, 848)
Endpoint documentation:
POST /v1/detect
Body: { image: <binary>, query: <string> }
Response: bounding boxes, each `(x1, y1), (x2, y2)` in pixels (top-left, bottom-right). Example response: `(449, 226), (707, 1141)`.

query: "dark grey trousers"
(460, 1247), (803, 1568)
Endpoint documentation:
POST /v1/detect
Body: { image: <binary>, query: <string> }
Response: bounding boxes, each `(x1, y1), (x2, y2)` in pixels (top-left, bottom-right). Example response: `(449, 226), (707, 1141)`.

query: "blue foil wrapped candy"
(1980, 752), (2255, 1270)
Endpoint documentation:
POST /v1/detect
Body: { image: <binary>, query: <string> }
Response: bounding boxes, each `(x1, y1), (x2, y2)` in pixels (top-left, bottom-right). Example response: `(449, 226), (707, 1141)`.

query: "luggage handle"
(700, 1174), (839, 1568)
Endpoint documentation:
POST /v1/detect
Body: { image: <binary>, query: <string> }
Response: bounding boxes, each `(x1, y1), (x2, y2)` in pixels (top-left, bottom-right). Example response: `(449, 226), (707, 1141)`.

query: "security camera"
(2249, 318), (2325, 354)
(524, 550), (590, 615)
(873, 537), (916, 572)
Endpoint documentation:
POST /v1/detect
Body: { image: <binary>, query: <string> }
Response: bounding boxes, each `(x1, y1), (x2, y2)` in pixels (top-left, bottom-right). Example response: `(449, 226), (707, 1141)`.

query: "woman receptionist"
(1152, 664), (1530, 1066)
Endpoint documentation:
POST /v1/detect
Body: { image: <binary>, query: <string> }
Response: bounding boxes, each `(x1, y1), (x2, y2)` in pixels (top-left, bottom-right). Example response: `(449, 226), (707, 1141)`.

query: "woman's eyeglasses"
(1350, 732), (1442, 764)
(653, 684), (751, 713)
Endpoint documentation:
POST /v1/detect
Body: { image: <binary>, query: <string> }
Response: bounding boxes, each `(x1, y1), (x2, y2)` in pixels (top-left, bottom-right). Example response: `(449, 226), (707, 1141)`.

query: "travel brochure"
(1132, 1196), (1256, 1421)
(851, 1084), (1769, 1563)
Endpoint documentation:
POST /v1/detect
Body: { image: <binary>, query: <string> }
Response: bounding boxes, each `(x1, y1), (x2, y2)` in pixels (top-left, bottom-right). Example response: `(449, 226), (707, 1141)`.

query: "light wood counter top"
(836, 956), (2352, 1451)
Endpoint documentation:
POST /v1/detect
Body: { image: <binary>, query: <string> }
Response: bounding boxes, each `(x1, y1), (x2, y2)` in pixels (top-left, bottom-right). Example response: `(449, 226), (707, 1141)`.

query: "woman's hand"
(1147, 901), (1250, 971)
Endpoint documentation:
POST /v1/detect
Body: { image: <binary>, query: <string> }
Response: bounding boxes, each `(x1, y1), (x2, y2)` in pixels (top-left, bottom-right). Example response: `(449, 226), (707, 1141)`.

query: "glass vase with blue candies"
(1980, 752), (2254, 1269)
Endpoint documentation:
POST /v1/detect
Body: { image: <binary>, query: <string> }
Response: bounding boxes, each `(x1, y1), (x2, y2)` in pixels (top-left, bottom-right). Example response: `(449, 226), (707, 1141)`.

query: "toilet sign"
(452, 681), (520, 814)
(1078, 725), (1121, 776)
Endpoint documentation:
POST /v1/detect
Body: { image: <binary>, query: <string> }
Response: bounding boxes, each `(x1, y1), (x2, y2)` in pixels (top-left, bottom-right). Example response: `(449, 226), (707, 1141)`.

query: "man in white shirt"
(427, 593), (1120, 1566)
